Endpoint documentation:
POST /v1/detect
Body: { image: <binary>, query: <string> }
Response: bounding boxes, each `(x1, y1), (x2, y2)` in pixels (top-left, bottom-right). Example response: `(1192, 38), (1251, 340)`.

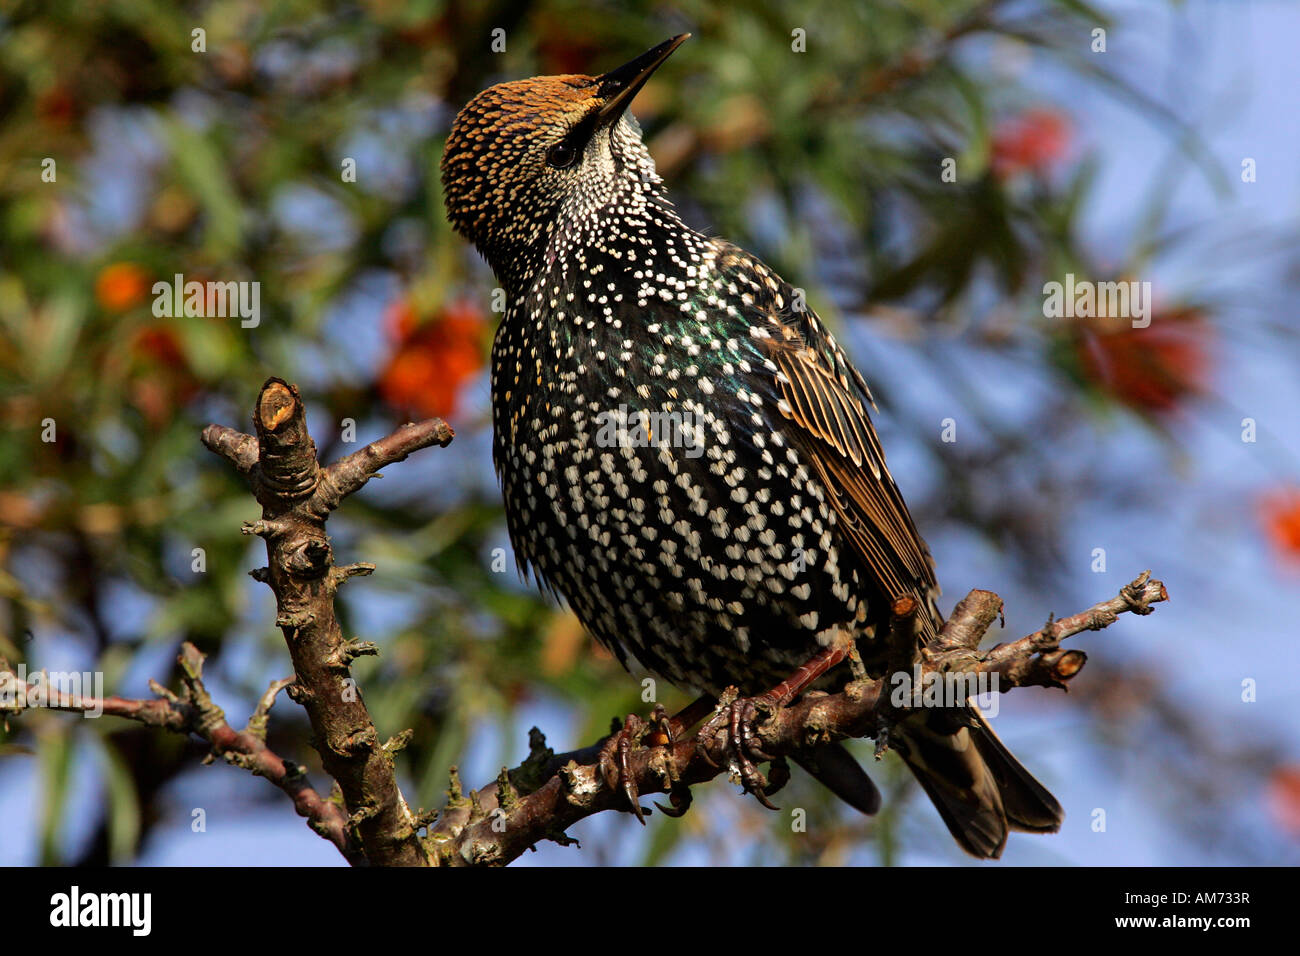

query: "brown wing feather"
(761, 320), (941, 642)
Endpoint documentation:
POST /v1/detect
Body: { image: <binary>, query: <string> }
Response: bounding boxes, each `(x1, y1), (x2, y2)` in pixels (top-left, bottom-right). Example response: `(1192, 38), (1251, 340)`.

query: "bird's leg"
(662, 693), (716, 739)
(597, 695), (715, 824)
(698, 643), (850, 809)
(760, 643), (851, 708)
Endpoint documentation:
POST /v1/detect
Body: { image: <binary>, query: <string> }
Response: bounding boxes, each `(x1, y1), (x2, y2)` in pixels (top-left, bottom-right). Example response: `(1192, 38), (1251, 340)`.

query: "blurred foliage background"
(2, 0), (1299, 866)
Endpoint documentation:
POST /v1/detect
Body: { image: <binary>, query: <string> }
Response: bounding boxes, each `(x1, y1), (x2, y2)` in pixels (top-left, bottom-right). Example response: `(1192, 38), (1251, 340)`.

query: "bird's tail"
(792, 741), (882, 816)
(891, 703), (1063, 859)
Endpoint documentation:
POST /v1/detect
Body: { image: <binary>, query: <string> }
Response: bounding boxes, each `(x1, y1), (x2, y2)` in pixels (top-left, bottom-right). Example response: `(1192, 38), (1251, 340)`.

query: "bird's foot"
(597, 704), (677, 824)
(697, 687), (788, 810)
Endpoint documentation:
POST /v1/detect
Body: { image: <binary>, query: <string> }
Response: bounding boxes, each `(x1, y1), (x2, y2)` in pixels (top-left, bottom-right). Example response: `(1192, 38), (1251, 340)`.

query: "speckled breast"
(489, 242), (871, 696)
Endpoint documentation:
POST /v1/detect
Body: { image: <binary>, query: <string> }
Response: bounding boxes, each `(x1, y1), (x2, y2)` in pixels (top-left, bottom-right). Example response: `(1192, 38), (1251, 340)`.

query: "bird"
(441, 34), (1063, 858)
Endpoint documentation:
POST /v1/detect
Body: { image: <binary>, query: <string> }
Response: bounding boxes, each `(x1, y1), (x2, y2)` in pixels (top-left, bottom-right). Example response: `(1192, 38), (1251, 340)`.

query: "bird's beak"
(595, 34), (689, 128)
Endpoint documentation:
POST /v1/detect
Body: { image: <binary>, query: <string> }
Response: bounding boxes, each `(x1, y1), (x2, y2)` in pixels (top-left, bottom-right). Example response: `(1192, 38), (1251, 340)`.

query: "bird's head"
(441, 34), (689, 279)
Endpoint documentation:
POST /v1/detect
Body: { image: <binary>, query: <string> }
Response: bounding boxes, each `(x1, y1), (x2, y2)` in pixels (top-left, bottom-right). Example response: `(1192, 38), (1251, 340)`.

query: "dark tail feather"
(792, 741), (881, 815)
(895, 706), (1063, 859)
(970, 710), (1063, 833)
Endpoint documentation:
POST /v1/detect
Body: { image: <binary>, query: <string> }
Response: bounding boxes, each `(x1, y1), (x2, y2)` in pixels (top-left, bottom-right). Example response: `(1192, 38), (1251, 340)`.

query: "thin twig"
(0, 645), (359, 862)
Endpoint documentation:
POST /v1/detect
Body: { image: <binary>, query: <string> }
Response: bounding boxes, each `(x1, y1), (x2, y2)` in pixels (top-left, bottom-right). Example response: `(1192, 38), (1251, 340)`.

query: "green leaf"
(98, 737), (143, 864)
(157, 115), (245, 258)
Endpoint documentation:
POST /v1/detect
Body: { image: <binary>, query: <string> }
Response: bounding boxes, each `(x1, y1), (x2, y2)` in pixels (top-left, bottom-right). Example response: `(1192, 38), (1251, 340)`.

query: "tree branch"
(428, 573), (1167, 866)
(0, 643), (359, 863)
(198, 377), (452, 866)
(7, 380), (452, 867)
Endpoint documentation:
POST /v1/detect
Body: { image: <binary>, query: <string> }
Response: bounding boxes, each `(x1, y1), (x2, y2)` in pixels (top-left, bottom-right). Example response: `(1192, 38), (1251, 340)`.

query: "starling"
(442, 35), (1063, 858)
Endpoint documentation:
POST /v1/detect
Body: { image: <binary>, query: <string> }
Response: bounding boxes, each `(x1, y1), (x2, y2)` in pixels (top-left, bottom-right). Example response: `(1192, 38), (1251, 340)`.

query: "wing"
(711, 242), (942, 642)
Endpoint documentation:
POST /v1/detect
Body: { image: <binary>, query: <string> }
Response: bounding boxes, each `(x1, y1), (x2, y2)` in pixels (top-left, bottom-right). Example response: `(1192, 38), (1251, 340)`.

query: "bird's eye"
(546, 141), (579, 169)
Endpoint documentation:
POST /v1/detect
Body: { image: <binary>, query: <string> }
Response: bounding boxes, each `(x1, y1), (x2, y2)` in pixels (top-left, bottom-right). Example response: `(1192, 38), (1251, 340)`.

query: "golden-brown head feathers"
(440, 36), (688, 282)
(440, 75), (603, 249)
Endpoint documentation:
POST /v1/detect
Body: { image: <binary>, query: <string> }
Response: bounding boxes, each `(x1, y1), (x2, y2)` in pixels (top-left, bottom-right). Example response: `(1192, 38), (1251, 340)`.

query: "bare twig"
(973, 572), (1167, 688)
(201, 425), (260, 475)
(0, 644), (359, 863)
(311, 419), (454, 514)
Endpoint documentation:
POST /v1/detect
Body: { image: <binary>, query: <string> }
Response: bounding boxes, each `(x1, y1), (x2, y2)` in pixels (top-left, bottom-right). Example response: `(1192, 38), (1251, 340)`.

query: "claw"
(620, 720), (646, 824)
(764, 756), (791, 798)
(597, 741), (619, 791)
(698, 740), (721, 769)
(698, 687), (739, 768)
(696, 688), (784, 811)
(654, 783), (693, 818)
(598, 707), (686, 825)
(597, 697), (713, 823)
(598, 714), (649, 824)
(748, 779), (779, 811)
(697, 646), (855, 812)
